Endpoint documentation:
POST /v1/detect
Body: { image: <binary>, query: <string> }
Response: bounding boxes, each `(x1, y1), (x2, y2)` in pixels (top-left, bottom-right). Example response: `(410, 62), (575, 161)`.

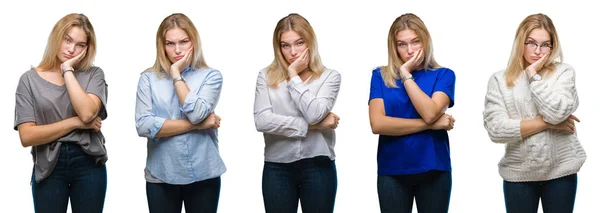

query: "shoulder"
(258, 67), (269, 77)
(487, 69), (508, 88)
(431, 67), (455, 78)
(322, 68), (341, 79)
(197, 67), (222, 79)
(18, 68), (36, 82)
(554, 62), (575, 74)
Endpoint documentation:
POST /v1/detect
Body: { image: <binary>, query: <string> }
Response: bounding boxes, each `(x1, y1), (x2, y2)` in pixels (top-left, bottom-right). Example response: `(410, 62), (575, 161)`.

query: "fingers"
(570, 115), (580, 122)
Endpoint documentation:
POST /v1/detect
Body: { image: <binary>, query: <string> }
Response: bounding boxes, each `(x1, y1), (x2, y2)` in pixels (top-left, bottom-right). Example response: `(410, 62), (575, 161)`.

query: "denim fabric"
(377, 170), (451, 213)
(262, 156), (337, 213)
(31, 143), (107, 213)
(504, 173), (577, 213)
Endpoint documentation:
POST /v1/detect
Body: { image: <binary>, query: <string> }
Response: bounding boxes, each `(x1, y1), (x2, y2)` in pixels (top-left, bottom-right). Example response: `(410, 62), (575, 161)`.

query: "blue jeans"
(262, 156), (337, 213)
(504, 173), (577, 213)
(31, 143), (107, 213)
(146, 177), (221, 213)
(378, 170), (452, 213)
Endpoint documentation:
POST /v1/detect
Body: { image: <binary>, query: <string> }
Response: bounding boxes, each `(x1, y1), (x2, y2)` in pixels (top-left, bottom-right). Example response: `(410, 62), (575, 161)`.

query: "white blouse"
(254, 68), (341, 163)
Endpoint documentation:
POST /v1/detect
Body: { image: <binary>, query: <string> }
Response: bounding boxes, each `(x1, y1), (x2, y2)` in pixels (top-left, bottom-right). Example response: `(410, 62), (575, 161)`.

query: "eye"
(412, 40), (420, 45)
(541, 43), (551, 48)
(281, 43), (290, 49)
(77, 44), (86, 48)
(525, 41), (535, 45)
(166, 42), (174, 46)
(65, 38), (72, 43)
(398, 43), (406, 47)
(181, 40), (189, 45)
(297, 41), (304, 46)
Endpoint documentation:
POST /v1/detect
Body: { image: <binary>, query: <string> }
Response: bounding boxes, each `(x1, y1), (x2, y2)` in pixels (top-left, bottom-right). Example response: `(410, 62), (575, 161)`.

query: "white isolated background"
(0, 0), (598, 212)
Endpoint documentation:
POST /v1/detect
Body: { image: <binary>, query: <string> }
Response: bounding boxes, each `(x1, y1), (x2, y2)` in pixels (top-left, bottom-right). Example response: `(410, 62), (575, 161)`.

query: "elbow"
(19, 135), (32, 148)
(78, 113), (96, 124)
(370, 122), (382, 135)
(423, 115), (438, 125)
(21, 139), (32, 148)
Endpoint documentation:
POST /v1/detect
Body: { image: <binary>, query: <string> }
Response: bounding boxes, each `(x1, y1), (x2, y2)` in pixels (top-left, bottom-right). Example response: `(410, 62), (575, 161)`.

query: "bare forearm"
(371, 115), (430, 136)
(520, 117), (548, 138)
(19, 117), (79, 147)
(155, 119), (198, 138)
(64, 72), (99, 122)
(403, 80), (443, 123)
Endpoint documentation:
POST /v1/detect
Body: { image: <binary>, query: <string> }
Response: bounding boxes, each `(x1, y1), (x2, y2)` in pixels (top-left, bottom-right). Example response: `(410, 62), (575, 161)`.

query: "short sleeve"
(86, 67), (108, 120)
(433, 68), (456, 108)
(369, 68), (384, 102)
(14, 74), (35, 130)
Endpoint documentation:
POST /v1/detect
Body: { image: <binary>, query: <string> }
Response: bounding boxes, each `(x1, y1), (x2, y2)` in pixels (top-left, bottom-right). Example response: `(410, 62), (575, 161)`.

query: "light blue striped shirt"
(135, 67), (226, 184)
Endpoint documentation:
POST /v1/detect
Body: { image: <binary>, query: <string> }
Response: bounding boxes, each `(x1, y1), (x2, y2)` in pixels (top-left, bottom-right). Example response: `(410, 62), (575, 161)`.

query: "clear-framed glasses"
(524, 41), (553, 53)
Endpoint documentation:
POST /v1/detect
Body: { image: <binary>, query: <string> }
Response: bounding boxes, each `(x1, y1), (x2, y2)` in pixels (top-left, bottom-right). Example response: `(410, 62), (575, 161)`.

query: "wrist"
(61, 66), (74, 77)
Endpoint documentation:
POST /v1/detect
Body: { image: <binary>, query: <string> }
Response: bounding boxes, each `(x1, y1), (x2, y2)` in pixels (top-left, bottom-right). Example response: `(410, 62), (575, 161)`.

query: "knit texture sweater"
(483, 63), (586, 182)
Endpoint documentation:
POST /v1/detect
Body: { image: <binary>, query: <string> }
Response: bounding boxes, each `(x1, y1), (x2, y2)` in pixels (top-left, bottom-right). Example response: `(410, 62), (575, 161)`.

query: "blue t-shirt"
(369, 67), (456, 175)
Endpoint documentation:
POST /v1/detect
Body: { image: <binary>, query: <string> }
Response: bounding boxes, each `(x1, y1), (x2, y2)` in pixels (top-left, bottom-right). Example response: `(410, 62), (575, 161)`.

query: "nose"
(67, 43), (76, 54)
(175, 44), (182, 55)
(290, 46), (299, 57)
(533, 45), (542, 54)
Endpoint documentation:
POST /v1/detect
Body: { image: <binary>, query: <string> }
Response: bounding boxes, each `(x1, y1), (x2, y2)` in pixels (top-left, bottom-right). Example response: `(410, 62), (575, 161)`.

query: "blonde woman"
(14, 13), (108, 213)
(135, 13), (225, 213)
(483, 13), (586, 213)
(368, 13), (456, 213)
(253, 13), (341, 213)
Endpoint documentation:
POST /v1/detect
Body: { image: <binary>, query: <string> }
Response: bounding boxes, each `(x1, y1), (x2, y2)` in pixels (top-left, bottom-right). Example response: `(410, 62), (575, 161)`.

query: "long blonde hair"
(266, 13), (325, 87)
(37, 13), (96, 72)
(146, 13), (208, 77)
(505, 13), (563, 87)
(381, 13), (440, 88)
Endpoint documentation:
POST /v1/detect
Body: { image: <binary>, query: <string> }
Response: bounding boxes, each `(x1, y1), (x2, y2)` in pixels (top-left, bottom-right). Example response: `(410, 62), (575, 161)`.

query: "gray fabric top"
(14, 67), (108, 183)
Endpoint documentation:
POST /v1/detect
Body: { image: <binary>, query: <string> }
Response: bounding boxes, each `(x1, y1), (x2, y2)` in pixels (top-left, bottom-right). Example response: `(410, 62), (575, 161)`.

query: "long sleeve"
(529, 64), (578, 124)
(287, 70), (341, 125)
(181, 69), (222, 124)
(254, 70), (308, 138)
(483, 74), (522, 144)
(135, 73), (166, 140)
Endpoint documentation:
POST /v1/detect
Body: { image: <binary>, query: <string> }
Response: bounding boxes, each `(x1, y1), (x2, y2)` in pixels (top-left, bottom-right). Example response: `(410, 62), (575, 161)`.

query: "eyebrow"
(281, 38), (304, 44)
(65, 34), (87, 44)
(165, 38), (190, 43)
(526, 37), (551, 43)
(397, 37), (419, 43)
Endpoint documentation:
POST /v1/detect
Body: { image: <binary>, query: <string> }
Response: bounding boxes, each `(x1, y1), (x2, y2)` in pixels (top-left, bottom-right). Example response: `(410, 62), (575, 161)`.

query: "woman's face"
(523, 28), (552, 66)
(164, 28), (192, 64)
(280, 30), (307, 65)
(396, 29), (422, 63)
(57, 27), (87, 63)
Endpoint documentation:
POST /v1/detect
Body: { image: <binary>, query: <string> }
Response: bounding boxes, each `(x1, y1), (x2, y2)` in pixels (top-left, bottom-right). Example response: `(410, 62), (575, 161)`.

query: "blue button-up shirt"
(135, 67), (226, 184)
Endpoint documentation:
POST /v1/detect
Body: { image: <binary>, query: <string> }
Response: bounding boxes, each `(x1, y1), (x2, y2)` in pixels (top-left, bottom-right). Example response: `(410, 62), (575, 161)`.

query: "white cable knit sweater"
(483, 63), (586, 182)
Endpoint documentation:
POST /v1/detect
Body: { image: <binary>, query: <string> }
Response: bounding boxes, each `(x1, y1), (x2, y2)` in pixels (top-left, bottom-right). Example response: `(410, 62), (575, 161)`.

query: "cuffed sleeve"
(135, 73), (166, 141)
(254, 70), (309, 137)
(287, 70), (341, 125)
(483, 74), (522, 144)
(181, 70), (222, 124)
(529, 64), (579, 124)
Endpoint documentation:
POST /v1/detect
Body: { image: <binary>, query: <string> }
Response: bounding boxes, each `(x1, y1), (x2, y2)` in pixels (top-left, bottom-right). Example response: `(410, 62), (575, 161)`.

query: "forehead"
(396, 29), (418, 41)
(280, 30), (302, 42)
(66, 26), (87, 42)
(527, 28), (550, 41)
(165, 28), (189, 40)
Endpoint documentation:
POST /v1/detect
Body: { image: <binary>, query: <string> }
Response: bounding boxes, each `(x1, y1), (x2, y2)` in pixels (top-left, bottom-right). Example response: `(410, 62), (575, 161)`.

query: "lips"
(532, 56), (541, 60)
(175, 56), (184, 61)
(64, 54), (74, 59)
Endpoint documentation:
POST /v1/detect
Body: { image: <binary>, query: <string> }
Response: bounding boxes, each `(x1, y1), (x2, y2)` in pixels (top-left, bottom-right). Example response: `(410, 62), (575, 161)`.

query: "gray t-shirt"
(14, 67), (108, 183)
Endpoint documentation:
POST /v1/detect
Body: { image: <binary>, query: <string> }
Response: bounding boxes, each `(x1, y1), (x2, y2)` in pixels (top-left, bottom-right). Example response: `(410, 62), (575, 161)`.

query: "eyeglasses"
(524, 41), (552, 53)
